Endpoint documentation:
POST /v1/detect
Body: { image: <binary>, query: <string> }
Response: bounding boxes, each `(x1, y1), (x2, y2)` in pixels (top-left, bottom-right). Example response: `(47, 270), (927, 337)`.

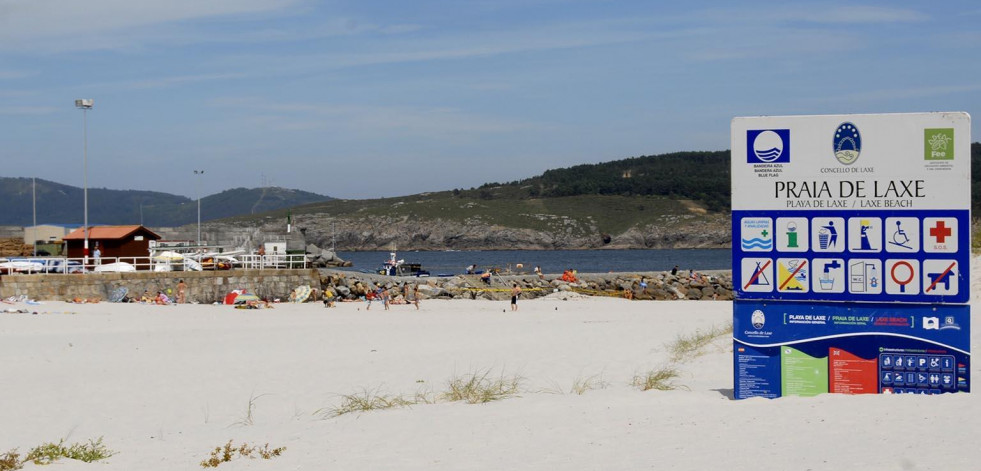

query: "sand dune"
(0, 271), (977, 470)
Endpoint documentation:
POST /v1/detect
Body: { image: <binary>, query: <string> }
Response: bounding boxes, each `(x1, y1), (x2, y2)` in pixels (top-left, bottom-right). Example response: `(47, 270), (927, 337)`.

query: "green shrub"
(24, 438), (115, 465)
(0, 450), (22, 471)
(201, 440), (285, 468)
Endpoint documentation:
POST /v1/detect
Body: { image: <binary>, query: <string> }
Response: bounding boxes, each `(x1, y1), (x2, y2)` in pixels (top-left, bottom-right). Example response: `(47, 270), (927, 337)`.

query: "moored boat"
(377, 252), (430, 277)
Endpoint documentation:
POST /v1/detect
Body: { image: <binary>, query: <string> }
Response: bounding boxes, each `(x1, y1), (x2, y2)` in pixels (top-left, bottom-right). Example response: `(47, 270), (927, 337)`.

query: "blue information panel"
(734, 301), (971, 398)
(733, 209), (970, 304)
(731, 112), (971, 398)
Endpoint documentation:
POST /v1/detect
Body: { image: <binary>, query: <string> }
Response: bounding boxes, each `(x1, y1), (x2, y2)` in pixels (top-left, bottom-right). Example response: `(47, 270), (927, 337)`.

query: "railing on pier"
(0, 254), (309, 275)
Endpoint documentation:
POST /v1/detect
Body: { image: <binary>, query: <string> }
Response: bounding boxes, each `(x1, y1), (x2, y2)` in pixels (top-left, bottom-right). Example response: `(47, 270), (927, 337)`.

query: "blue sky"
(2, 1), (979, 199)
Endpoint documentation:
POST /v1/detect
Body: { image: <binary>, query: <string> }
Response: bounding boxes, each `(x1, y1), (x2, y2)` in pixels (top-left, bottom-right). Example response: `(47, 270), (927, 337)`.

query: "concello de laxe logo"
(833, 122), (861, 165)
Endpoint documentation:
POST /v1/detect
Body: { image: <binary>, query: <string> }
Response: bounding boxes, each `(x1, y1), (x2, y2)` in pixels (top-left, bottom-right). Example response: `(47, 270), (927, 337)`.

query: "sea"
(335, 249), (731, 276)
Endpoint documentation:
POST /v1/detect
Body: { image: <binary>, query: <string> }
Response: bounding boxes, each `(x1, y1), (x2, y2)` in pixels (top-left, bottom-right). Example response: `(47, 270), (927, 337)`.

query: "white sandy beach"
(1, 270), (979, 470)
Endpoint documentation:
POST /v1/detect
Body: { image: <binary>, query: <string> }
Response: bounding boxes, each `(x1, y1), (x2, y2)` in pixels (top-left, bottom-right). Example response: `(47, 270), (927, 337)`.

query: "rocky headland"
(230, 212), (732, 252)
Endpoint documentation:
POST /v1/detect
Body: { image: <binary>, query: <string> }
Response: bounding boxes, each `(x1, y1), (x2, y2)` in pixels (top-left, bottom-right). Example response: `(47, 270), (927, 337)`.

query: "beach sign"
(731, 112), (971, 398)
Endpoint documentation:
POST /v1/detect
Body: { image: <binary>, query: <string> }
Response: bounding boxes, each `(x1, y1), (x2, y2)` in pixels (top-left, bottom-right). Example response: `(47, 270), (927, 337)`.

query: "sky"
(1, 1), (980, 200)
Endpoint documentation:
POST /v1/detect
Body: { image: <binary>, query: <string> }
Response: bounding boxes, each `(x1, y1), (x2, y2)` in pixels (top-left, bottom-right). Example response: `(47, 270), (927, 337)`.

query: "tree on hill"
(513, 151), (731, 212)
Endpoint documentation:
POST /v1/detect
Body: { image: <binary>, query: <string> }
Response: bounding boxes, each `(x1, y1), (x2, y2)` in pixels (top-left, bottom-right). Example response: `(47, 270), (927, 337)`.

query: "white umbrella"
(153, 251), (185, 261)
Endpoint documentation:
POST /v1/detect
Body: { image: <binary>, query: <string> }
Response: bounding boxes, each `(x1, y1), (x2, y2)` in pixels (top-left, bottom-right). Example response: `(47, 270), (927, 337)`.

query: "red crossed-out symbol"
(929, 221), (952, 243)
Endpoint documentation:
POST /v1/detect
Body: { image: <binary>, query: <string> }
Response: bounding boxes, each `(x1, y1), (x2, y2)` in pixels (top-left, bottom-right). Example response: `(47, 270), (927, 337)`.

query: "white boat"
(94, 262), (137, 273)
(0, 260), (45, 274)
(377, 251), (430, 277)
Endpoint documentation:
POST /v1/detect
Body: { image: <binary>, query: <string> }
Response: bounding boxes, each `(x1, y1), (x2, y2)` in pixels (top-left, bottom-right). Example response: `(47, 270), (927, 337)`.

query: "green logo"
(925, 128), (954, 160)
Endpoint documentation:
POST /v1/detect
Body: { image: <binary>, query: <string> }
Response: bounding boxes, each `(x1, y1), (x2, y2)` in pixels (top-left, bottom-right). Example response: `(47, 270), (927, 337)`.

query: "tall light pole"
(32, 177), (37, 257)
(194, 170), (204, 246)
(74, 99), (93, 263)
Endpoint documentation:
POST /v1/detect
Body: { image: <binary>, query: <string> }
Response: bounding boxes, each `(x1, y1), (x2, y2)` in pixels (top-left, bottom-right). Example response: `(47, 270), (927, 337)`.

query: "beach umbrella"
(109, 287), (128, 303)
(290, 285), (312, 303)
(232, 293), (261, 305)
(153, 251), (185, 261)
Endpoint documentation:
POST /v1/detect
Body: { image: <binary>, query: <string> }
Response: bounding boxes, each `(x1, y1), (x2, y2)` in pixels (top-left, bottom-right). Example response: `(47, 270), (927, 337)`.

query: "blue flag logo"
(747, 129), (790, 163)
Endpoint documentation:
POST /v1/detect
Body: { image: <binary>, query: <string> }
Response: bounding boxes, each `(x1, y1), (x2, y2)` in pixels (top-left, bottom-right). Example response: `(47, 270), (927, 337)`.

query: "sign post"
(731, 112), (971, 398)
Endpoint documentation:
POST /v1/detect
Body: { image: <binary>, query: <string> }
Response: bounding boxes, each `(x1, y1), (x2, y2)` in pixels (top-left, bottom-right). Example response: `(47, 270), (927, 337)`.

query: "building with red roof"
(63, 225), (161, 260)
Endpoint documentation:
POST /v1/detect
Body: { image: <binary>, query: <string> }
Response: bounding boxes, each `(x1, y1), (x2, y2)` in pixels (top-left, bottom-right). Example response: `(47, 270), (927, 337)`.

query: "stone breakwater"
(318, 269), (734, 302)
(0, 269), (733, 303)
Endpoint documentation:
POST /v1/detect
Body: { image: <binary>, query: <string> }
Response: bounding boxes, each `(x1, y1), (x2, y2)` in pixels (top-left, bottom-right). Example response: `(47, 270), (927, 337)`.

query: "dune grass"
(231, 392), (268, 427)
(321, 369), (524, 417)
(442, 370), (523, 404)
(632, 322), (732, 392)
(631, 366), (685, 391)
(570, 374), (609, 395)
(200, 440), (286, 468)
(667, 322), (733, 363)
(319, 388), (418, 418)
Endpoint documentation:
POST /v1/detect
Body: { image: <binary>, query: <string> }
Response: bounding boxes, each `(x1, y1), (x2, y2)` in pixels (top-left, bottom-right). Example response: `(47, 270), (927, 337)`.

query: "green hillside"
(7, 143), (979, 233)
(0, 179), (332, 226)
(236, 150), (733, 236)
(242, 144), (981, 226)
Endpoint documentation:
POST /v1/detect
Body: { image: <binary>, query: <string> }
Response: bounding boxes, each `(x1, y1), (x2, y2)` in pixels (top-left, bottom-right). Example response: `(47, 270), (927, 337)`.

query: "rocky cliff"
(236, 213), (732, 251)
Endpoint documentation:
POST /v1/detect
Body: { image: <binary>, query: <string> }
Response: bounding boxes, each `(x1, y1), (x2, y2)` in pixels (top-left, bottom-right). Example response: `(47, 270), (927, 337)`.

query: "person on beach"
(323, 289), (336, 308)
(93, 244), (101, 266)
(534, 266), (543, 279)
(510, 283), (521, 311)
(176, 279), (187, 304)
(381, 286), (391, 310)
(401, 283), (413, 308)
(480, 272), (491, 284)
(671, 265), (679, 276)
(154, 291), (170, 305)
(365, 287), (376, 310)
(412, 284), (420, 310)
(466, 264), (477, 275)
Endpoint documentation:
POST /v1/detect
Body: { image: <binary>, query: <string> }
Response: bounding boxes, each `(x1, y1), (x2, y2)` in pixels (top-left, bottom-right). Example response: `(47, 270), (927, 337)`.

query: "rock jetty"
(317, 269), (734, 302)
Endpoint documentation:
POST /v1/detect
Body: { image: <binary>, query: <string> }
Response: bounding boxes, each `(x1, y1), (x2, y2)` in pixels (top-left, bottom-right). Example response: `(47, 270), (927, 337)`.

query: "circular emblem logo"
(752, 130), (784, 162)
(833, 122), (861, 165)
(751, 309), (765, 329)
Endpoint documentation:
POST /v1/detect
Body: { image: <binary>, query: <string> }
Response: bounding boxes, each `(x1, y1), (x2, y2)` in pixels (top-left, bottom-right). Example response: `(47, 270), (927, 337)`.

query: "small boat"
(94, 262), (137, 273)
(0, 259), (45, 274)
(377, 252), (430, 277)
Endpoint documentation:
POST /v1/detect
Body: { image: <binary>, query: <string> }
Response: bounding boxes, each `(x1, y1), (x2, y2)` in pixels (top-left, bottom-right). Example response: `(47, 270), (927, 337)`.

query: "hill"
(222, 144), (981, 251)
(0, 178), (332, 226)
(221, 151), (735, 250)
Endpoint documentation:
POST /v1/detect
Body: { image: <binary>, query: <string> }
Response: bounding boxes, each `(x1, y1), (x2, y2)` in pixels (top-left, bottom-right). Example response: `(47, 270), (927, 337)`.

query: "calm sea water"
(335, 249), (731, 275)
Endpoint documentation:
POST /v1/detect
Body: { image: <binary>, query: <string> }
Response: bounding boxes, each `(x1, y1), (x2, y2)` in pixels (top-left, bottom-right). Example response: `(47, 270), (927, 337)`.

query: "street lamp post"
(32, 177), (37, 257)
(194, 170), (204, 246)
(74, 99), (93, 264)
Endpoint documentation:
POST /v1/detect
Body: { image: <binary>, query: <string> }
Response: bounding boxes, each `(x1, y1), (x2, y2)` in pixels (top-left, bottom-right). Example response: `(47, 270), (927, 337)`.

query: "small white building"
(23, 224), (78, 244)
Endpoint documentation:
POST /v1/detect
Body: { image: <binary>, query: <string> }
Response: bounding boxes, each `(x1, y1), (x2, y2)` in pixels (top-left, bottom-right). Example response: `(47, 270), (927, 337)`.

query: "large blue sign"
(731, 113), (971, 399)
(734, 301), (970, 398)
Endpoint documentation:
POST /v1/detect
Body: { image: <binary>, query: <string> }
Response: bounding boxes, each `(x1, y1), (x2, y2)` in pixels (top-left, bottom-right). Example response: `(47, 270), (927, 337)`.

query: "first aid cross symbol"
(930, 221), (952, 243)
